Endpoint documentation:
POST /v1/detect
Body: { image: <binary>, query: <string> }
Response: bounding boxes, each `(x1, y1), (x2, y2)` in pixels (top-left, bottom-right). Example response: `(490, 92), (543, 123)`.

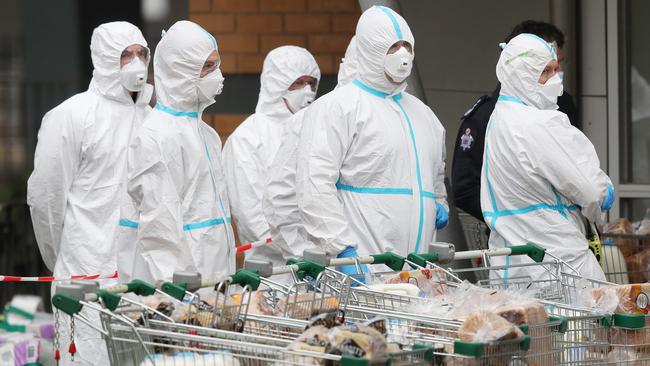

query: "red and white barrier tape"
(236, 237), (272, 253)
(2, 237), (273, 282)
(0, 271), (118, 282)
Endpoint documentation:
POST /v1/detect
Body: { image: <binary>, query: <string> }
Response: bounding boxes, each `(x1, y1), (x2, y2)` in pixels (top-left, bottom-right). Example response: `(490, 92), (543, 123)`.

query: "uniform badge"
(460, 128), (474, 151)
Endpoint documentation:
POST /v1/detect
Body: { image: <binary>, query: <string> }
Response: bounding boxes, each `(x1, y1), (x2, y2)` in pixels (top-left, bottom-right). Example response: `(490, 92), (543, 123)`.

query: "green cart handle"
(406, 252), (439, 267)
(285, 259), (327, 281)
(510, 243), (546, 263)
(370, 252), (406, 271)
(162, 269), (263, 301)
(52, 294), (83, 317)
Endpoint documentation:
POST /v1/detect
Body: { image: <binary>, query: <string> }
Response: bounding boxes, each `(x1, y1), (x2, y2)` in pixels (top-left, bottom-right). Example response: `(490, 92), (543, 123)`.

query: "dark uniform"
(451, 84), (581, 222)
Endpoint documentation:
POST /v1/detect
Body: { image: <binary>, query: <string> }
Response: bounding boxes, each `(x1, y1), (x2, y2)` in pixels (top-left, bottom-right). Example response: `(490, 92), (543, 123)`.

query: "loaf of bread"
(626, 249), (650, 283)
(326, 324), (388, 359)
(592, 284), (650, 314)
(458, 310), (524, 343)
(276, 293), (339, 319)
(247, 290), (278, 316)
(605, 218), (638, 257)
(496, 303), (550, 366)
(383, 268), (448, 297)
(495, 302), (548, 325)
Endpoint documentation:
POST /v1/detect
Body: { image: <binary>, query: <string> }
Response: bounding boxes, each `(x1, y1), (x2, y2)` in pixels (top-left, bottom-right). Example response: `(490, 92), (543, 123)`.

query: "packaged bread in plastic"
(605, 218), (638, 257)
(495, 302), (548, 325)
(458, 310), (524, 343)
(276, 293), (339, 319)
(625, 249), (650, 283)
(285, 325), (331, 365)
(326, 323), (388, 359)
(591, 283), (650, 314)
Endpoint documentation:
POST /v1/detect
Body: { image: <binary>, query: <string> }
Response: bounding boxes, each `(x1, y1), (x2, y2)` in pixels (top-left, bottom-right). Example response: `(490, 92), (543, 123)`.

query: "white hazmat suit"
(117, 21), (235, 284)
(222, 46), (320, 264)
(480, 33), (612, 283)
(260, 38), (358, 271)
(295, 6), (448, 259)
(28, 21), (152, 365)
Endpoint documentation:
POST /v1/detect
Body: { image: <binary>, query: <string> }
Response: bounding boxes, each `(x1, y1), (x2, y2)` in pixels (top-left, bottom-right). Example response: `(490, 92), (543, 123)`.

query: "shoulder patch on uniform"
(459, 128), (475, 151)
(461, 95), (489, 120)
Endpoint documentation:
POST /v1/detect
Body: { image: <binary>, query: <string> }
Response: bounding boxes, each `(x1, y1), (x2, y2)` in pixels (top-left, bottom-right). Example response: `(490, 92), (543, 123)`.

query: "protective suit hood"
(89, 21), (149, 104)
(256, 46), (320, 119)
(355, 6), (414, 94)
(154, 20), (219, 113)
(496, 33), (558, 109)
(337, 36), (359, 87)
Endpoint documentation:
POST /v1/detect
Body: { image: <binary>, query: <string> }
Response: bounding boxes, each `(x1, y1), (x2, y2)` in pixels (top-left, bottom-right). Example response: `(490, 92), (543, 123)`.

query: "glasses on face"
(387, 41), (413, 54)
(201, 58), (221, 75)
(121, 48), (149, 64)
(289, 78), (317, 92)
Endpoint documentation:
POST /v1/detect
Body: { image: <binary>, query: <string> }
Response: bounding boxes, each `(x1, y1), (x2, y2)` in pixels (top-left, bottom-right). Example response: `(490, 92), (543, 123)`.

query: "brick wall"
(190, 0), (359, 75)
(189, 0), (360, 140)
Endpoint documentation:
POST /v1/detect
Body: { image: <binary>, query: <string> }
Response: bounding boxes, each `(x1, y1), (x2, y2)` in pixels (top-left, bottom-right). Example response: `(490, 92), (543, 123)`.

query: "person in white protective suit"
(261, 37), (359, 274)
(480, 33), (615, 283)
(27, 21), (152, 365)
(255, 37), (356, 281)
(117, 20), (235, 284)
(295, 6), (449, 272)
(222, 46), (320, 265)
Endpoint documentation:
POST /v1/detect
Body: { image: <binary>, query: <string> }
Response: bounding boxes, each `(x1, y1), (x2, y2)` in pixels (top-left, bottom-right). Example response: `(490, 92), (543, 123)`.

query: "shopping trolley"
(51, 272), (433, 366)
(254, 246), (563, 365)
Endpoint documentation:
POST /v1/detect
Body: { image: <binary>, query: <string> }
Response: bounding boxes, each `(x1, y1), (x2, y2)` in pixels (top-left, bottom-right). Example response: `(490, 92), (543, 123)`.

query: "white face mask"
(384, 46), (413, 83)
(537, 73), (564, 110)
(198, 68), (225, 103)
(283, 84), (316, 114)
(119, 57), (148, 92)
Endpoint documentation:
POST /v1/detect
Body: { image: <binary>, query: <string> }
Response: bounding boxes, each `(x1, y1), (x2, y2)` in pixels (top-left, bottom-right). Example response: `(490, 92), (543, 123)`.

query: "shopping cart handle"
(231, 269), (261, 291)
(161, 282), (188, 301)
(96, 289), (121, 311)
(52, 294), (83, 316)
(510, 243), (546, 263)
(370, 252), (405, 271)
(286, 259), (326, 280)
(125, 279), (157, 297)
(406, 252), (439, 267)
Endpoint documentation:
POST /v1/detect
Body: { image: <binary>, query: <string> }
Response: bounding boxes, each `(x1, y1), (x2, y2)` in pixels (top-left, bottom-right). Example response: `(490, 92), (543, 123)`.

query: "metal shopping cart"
(250, 246), (565, 366)
(51, 272), (432, 366)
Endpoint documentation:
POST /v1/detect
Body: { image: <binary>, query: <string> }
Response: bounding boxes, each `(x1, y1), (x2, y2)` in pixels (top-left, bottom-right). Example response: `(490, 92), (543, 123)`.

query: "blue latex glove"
(601, 183), (615, 211)
(435, 202), (449, 229)
(336, 246), (369, 284)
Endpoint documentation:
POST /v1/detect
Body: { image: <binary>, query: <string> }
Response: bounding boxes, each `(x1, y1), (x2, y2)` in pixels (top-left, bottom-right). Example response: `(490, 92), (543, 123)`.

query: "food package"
(326, 324), (388, 359)
(140, 351), (240, 366)
(496, 303), (550, 366)
(458, 310), (524, 343)
(625, 249), (650, 283)
(495, 302), (548, 325)
(591, 283), (650, 314)
(447, 281), (538, 320)
(285, 325), (331, 365)
(0, 333), (40, 366)
(383, 269), (448, 297)
(276, 293), (339, 319)
(247, 290), (278, 316)
(605, 218), (638, 257)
